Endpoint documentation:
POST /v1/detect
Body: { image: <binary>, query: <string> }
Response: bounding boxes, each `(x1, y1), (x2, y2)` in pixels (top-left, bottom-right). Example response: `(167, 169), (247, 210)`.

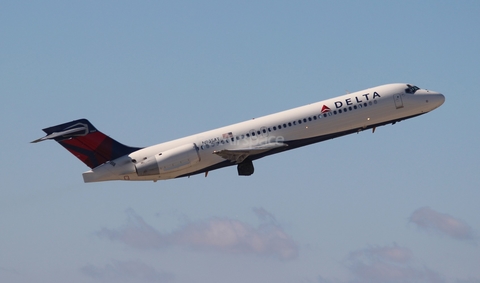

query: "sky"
(1, 1), (480, 282)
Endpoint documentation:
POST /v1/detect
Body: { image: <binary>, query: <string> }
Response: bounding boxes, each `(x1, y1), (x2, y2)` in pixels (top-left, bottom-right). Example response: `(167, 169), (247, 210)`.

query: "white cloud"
(97, 208), (298, 260)
(410, 207), (477, 242)
(348, 244), (412, 264)
(456, 278), (480, 283)
(97, 208), (167, 250)
(317, 243), (480, 283)
(344, 244), (445, 283)
(317, 275), (334, 283)
(81, 260), (174, 283)
(253, 207), (278, 223)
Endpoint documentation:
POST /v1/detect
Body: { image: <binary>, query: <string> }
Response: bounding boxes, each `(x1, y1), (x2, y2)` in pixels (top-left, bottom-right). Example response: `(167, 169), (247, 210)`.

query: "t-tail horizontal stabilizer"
(32, 119), (142, 169)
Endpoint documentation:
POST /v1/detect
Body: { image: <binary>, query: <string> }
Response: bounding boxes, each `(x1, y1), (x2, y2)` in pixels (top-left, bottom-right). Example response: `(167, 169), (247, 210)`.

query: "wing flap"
(213, 142), (287, 163)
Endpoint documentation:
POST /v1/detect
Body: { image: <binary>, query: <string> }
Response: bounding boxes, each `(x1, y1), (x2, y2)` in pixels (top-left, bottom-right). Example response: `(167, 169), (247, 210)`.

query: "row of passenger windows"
(200, 100), (378, 150)
(331, 100), (377, 115)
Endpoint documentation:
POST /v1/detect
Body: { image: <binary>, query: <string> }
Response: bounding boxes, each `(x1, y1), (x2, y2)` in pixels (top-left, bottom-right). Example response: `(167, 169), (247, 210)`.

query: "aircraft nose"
(415, 89), (445, 110)
(430, 91), (445, 109)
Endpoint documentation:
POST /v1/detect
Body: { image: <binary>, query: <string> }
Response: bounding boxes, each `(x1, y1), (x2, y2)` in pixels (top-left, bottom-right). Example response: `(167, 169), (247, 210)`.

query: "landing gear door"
(394, 94), (404, 109)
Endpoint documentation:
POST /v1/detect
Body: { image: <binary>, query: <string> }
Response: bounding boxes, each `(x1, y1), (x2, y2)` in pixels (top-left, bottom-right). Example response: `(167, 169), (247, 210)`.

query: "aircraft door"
(394, 94), (404, 109)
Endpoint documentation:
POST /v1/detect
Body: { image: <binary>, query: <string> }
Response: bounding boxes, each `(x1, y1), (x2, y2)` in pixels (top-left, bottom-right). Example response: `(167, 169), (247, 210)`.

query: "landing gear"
(237, 158), (254, 176)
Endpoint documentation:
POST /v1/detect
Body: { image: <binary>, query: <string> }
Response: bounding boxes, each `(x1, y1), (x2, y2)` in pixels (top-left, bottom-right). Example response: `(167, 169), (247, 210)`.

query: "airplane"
(32, 83), (444, 183)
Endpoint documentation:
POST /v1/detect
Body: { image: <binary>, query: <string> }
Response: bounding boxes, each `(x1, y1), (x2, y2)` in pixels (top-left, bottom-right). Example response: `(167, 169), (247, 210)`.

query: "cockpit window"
(405, 84), (420, 94)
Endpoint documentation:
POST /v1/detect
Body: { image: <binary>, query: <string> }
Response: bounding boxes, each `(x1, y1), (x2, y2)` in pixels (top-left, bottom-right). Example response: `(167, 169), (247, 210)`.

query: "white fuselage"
(82, 83), (444, 182)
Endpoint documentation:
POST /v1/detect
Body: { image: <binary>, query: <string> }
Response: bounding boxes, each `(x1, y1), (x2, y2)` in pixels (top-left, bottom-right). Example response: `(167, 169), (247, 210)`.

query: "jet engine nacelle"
(135, 143), (201, 176)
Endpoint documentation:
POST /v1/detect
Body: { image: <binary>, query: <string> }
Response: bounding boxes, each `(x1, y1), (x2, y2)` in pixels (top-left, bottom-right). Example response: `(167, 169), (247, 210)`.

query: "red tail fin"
(32, 119), (142, 169)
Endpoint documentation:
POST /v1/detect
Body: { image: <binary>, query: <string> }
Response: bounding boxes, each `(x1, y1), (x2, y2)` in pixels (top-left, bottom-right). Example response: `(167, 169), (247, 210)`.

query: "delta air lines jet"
(32, 83), (444, 182)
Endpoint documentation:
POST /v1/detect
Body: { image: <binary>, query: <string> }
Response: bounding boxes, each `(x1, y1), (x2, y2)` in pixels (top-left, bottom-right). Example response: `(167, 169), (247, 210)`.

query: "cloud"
(253, 207), (278, 223)
(97, 208), (167, 250)
(409, 207), (477, 241)
(348, 244), (413, 264)
(317, 275), (335, 283)
(318, 243), (480, 283)
(97, 208), (298, 260)
(81, 260), (174, 283)
(344, 244), (445, 283)
(456, 278), (480, 283)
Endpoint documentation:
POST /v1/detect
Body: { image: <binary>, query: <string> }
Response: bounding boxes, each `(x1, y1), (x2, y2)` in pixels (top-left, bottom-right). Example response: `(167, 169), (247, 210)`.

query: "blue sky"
(1, 1), (480, 282)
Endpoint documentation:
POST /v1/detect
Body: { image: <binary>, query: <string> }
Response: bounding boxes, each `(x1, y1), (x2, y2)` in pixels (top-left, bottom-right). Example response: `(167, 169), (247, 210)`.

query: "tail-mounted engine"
(135, 143), (200, 176)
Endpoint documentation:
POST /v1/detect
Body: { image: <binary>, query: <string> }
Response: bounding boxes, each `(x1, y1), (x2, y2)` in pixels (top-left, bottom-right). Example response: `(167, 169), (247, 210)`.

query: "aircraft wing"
(213, 142), (287, 163)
